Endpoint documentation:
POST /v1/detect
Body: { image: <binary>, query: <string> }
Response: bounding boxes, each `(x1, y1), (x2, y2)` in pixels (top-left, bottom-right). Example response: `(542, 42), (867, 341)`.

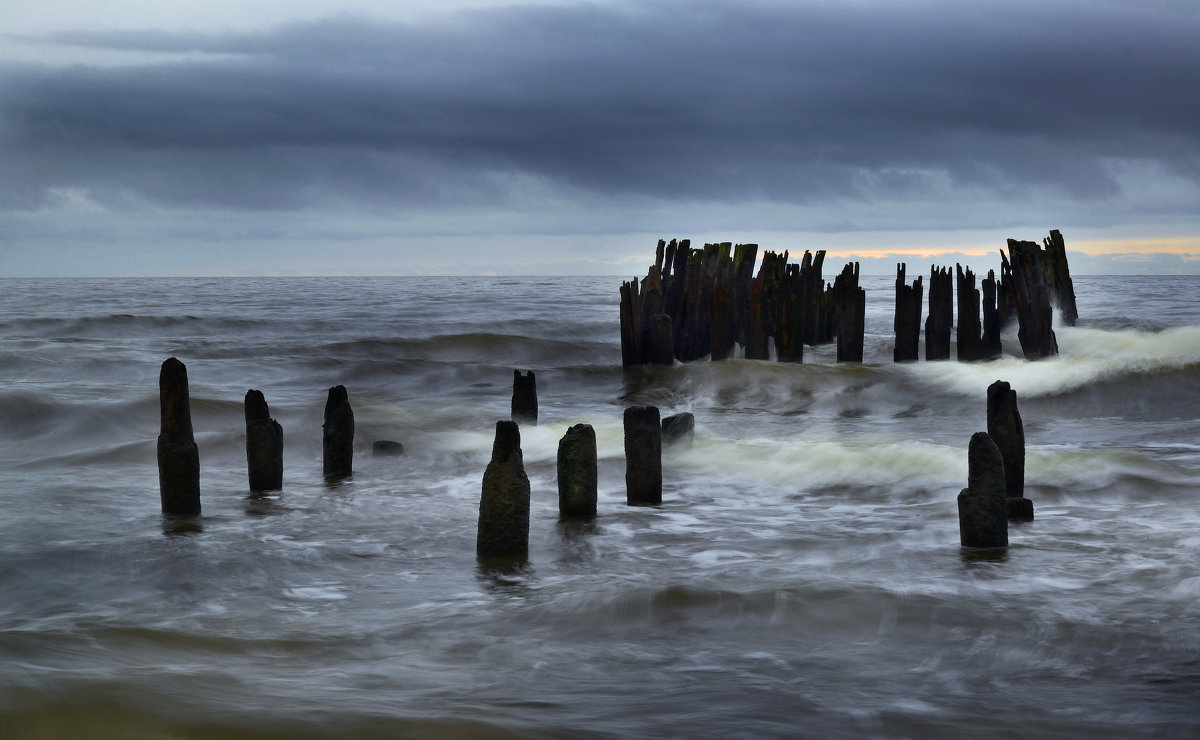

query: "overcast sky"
(2, 0), (1198, 276)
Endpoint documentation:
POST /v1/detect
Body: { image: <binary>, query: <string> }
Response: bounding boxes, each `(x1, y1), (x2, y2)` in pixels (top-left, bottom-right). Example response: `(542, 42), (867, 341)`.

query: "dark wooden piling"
(832, 262), (865, 363)
(893, 263), (923, 362)
(925, 266), (953, 361)
(1004, 241), (1059, 359)
(981, 269), (1003, 360)
(956, 264), (983, 362)
(322, 385), (354, 480)
(624, 405), (662, 506)
(987, 380), (1033, 521)
(157, 357), (200, 516)
(710, 245), (737, 361)
(957, 432), (1008, 549)
(245, 389), (283, 492)
(661, 412), (695, 447)
(1043, 229), (1078, 326)
(477, 420), (530, 558)
(557, 423), (597, 519)
(731, 243), (759, 351)
(511, 370), (538, 425)
(619, 277), (643, 366)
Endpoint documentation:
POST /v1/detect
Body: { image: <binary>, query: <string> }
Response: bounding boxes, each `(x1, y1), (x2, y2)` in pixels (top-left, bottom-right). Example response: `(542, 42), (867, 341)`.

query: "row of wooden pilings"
(621, 230), (1078, 365)
(156, 359), (692, 560)
(160, 357), (1030, 557)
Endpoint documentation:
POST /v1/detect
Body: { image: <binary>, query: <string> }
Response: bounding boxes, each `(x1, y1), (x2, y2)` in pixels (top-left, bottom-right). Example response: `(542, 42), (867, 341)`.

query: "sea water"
(1, 274), (1198, 738)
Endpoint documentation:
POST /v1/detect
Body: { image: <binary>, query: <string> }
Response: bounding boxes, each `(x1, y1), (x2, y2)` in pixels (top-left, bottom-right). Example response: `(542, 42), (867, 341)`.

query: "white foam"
(906, 324), (1200, 397)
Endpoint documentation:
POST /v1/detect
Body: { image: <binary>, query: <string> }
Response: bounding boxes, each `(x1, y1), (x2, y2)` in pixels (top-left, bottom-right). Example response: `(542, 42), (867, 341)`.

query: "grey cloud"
(2, 0), (1198, 218)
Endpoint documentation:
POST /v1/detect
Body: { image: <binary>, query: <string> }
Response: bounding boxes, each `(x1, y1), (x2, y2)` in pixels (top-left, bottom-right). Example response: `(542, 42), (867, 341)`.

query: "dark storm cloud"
(2, 0), (1197, 213)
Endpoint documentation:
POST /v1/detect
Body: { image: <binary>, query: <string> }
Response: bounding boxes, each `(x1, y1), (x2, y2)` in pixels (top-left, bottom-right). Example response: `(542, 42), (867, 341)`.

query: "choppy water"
(1, 274), (1199, 738)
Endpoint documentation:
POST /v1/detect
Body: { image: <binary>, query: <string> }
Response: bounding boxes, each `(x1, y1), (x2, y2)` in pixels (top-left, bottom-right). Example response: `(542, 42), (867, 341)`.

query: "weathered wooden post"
(957, 432), (1008, 549)
(557, 423), (597, 519)
(245, 389), (283, 492)
(158, 357), (200, 516)
(893, 263), (923, 362)
(981, 269), (1003, 360)
(661, 412), (695, 447)
(987, 380), (1033, 520)
(478, 420), (530, 558)
(322, 385), (354, 480)
(624, 405), (662, 506)
(833, 262), (865, 363)
(1043, 229), (1078, 326)
(1004, 241), (1058, 359)
(956, 264), (982, 362)
(925, 266), (953, 361)
(511, 370), (538, 425)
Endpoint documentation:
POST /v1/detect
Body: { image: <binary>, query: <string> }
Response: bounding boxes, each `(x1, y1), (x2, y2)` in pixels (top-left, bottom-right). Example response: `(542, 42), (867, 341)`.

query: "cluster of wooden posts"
(157, 357), (401, 518)
(958, 380), (1035, 550)
(156, 359), (693, 560)
(159, 356), (1030, 556)
(620, 230), (1079, 365)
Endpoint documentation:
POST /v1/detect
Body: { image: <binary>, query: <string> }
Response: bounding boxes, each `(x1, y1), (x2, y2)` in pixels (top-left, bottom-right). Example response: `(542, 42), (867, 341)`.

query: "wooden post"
(157, 357), (200, 516)
(957, 432), (1008, 549)
(956, 264), (982, 362)
(925, 266), (953, 361)
(477, 420), (530, 558)
(245, 389), (283, 492)
(557, 423), (597, 519)
(981, 269), (1003, 360)
(624, 405), (662, 506)
(833, 262), (865, 363)
(322, 385), (354, 480)
(987, 380), (1033, 521)
(1005, 240), (1059, 359)
(661, 412), (695, 447)
(511, 370), (538, 425)
(893, 263), (923, 362)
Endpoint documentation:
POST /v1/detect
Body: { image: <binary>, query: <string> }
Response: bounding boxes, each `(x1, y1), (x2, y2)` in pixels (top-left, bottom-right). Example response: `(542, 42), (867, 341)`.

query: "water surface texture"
(1, 275), (1198, 738)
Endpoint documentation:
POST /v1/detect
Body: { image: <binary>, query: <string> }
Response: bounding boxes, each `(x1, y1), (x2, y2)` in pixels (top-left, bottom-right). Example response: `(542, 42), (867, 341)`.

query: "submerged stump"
(245, 389), (283, 492)
(322, 385), (354, 480)
(511, 370), (538, 425)
(478, 420), (531, 558)
(624, 405), (662, 506)
(987, 380), (1033, 521)
(158, 357), (200, 516)
(557, 423), (598, 519)
(957, 432), (1009, 549)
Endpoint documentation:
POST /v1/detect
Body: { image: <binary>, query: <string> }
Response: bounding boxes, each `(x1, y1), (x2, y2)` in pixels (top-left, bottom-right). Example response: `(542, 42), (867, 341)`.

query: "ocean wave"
(906, 325), (1200, 398)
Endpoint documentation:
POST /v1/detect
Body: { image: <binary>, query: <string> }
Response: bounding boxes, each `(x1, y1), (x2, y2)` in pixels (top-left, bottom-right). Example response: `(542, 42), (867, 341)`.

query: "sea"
(1, 273), (1198, 739)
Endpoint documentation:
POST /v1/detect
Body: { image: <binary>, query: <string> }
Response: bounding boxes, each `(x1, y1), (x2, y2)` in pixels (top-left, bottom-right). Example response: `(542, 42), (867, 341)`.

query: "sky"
(1, 0), (1198, 276)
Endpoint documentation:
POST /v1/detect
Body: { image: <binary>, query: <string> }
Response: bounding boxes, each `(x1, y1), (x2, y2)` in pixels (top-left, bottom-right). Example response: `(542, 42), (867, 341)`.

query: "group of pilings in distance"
(158, 357), (365, 517)
(624, 230), (1078, 365)
(620, 240), (863, 366)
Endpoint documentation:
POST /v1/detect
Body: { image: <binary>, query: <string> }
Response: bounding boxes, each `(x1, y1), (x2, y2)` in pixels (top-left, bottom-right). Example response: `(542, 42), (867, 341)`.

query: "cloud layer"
(2, 0), (1198, 273)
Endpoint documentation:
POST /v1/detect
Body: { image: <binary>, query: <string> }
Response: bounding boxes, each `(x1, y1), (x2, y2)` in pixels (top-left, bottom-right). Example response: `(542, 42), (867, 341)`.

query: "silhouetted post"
(987, 380), (1033, 520)
(1043, 229), (1079, 326)
(245, 389), (283, 492)
(478, 420), (530, 558)
(557, 423), (597, 519)
(1004, 241), (1059, 359)
(925, 266), (953, 361)
(624, 405), (662, 506)
(981, 269), (1003, 360)
(957, 432), (1008, 549)
(158, 357), (200, 516)
(833, 263), (865, 363)
(956, 264), (982, 362)
(511, 370), (538, 425)
(322, 385), (354, 480)
(661, 412), (695, 447)
(894, 263), (923, 362)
